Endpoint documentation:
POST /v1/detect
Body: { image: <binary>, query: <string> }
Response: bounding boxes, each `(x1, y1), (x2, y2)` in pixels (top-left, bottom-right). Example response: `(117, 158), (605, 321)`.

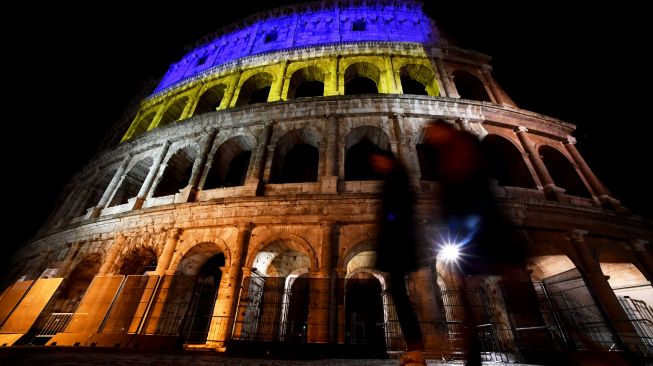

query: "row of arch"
(124, 57), (494, 141)
(62, 122), (594, 222)
(22, 226), (653, 352)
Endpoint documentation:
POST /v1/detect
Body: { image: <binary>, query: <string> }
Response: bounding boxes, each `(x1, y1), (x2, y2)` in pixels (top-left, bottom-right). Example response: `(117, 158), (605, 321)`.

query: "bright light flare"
(440, 243), (460, 262)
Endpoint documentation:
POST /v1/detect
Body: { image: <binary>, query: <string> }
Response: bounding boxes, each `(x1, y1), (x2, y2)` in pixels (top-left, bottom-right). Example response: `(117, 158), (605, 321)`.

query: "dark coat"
(375, 162), (424, 274)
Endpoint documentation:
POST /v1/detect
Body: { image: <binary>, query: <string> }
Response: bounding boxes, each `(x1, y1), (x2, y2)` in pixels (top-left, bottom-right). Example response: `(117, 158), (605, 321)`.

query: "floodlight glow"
(441, 243), (460, 262)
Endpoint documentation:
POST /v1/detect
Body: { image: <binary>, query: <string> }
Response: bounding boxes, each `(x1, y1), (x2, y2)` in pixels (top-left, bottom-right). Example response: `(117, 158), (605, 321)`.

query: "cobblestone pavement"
(0, 348), (537, 366)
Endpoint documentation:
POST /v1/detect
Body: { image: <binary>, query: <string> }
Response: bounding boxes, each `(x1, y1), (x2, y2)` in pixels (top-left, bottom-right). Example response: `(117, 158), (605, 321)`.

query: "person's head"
(424, 119), (457, 146)
(368, 149), (396, 175)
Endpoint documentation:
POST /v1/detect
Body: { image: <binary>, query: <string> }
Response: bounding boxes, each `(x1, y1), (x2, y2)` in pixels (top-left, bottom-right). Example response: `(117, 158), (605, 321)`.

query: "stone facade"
(1, 1), (651, 363)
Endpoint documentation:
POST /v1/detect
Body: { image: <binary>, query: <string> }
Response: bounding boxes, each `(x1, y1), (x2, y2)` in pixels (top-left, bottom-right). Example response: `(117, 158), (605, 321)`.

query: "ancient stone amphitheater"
(1, 0), (651, 363)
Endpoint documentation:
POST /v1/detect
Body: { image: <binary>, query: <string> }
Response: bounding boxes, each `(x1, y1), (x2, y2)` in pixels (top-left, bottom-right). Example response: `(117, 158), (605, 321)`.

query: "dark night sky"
(4, 2), (651, 270)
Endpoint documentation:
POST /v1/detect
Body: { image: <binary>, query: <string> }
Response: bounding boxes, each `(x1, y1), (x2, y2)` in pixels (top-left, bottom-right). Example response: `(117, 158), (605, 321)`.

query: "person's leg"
(390, 272), (425, 365)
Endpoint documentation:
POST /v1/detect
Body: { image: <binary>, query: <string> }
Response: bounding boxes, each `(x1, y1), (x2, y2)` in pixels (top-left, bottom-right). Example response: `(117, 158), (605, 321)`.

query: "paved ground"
(0, 348), (536, 366)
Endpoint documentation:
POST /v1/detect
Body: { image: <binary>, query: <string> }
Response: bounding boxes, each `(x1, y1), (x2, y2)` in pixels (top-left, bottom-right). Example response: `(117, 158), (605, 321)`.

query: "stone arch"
(194, 84), (227, 115)
(54, 253), (102, 313)
(344, 126), (392, 181)
(400, 63), (438, 96)
(131, 111), (156, 137)
(269, 127), (321, 183)
(340, 239), (377, 270)
(175, 242), (227, 276)
(117, 246), (157, 275)
(345, 62), (381, 95)
(526, 243), (578, 282)
(108, 156), (154, 207)
(204, 135), (256, 189)
(539, 145), (591, 198)
(235, 72), (274, 106)
(76, 167), (117, 214)
(153, 145), (199, 197)
(452, 70), (491, 102)
(246, 233), (318, 274)
(287, 66), (325, 99)
(159, 97), (189, 126)
(482, 134), (535, 188)
(597, 244), (653, 306)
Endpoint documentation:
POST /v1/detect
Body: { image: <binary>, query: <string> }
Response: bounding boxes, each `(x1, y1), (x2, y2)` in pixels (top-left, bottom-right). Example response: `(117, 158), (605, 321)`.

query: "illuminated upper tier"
(155, 1), (437, 94)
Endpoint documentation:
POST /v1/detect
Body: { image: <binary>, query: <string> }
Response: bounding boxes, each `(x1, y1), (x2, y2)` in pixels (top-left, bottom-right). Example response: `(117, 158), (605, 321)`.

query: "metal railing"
(35, 313), (74, 338)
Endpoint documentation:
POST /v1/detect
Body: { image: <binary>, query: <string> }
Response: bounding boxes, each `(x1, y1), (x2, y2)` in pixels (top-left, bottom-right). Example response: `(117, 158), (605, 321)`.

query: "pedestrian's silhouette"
(370, 150), (426, 366)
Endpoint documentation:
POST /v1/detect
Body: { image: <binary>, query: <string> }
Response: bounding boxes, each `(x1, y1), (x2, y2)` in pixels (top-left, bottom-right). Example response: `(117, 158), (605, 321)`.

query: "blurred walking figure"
(370, 150), (426, 366)
(424, 120), (527, 366)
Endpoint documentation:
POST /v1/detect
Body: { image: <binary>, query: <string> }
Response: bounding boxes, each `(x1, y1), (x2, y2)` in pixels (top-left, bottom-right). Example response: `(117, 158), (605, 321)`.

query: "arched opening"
(179, 252), (225, 344)
(482, 135), (535, 188)
(527, 246), (618, 351)
(345, 126), (391, 181)
(236, 240), (311, 342)
(346, 271), (385, 352)
(118, 247), (157, 275)
(400, 64), (438, 96)
(270, 129), (320, 184)
(287, 66), (325, 99)
(73, 168), (117, 216)
(132, 112), (156, 137)
(21, 253), (103, 345)
(204, 136), (255, 189)
(539, 146), (591, 198)
(194, 84), (226, 115)
(345, 62), (380, 95)
(108, 157), (154, 207)
(235, 73), (273, 106)
(153, 146), (198, 197)
(452, 70), (491, 102)
(159, 97), (189, 126)
(598, 248), (653, 316)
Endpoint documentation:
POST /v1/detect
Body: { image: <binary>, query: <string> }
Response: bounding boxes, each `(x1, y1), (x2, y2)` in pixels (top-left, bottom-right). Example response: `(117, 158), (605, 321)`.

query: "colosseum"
(1, 1), (652, 364)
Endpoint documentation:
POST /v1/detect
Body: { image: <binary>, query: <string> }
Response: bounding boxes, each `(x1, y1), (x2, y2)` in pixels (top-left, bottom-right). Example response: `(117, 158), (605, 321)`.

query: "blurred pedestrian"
(371, 150), (426, 366)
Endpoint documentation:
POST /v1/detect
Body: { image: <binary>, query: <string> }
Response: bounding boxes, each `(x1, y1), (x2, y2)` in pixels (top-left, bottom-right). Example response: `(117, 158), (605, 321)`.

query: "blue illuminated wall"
(155, 1), (437, 94)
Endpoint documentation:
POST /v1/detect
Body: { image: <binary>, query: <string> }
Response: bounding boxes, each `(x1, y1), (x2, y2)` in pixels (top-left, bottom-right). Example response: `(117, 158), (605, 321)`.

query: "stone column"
(321, 115), (339, 193)
(480, 65), (504, 105)
(269, 61), (289, 102)
(182, 86), (204, 118)
(334, 268), (346, 344)
(564, 136), (621, 210)
(98, 234), (126, 275)
(631, 240), (653, 283)
(392, 113), (420, 181)
(384, 55), (398, 93)
(154, 228), (182, 275)
(184, 130), (217, 202)
(567, 230), (644, 353)
(133, 141), (171, 209)
(89, 154), (131, 218)
(515, 127), (565, 201)
(212, 223), (253, 347)
(244, 122), (274, 195)
(57, 242), (82, 277)
(224, 69), (243, 108)
(432, 55), (458, 98)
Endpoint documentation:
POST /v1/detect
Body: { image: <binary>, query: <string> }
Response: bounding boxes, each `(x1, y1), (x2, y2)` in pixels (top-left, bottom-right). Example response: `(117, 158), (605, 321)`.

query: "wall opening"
(236, 73), (273, 106)
(270, 129), (320, 184)
(194, 84), (226, 115)
(452, 70), (491, 102)
(159, 97), (189, 125)
(204, 136), (255, 189)
(153, 146), (198, 197)
(539, 146), (591, 198)
(400, 64), (437, 96)
(345, 126), (391, 181)
(108, 157), (154, 207)
(482, 135), (535, 188)
(287, 66), (325, 99)
(345, 62), (380, 95)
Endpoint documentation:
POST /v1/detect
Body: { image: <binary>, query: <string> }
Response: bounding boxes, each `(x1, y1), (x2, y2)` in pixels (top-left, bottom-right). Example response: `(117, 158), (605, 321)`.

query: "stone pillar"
(90, 154), (132, 218)
(154, 228), (182, 275)
(133, 141), (171, 209)
(631, 240), (653, 283)
(480, 65), (505, 105)
(564, 136), (621, 210)
(321, 115), (339, 193)
(269, 61), (289, 102)
(182, 86), (204, 118)
(150, 99), (171, 129)
(385, 55), (399, 93)
(567, 230), (644, 353)
(57, 242), (82, 277)
(334, 268), (346, 344)
(224, 69), (243, 108)
(391, 113), (420, 181)
(185, 130), (217, 201)
(515, 127), (565, 201)
(211, 223), (253, 347)
(432, 55), (458, 98)
(244, 122), (274, 195)
(98, 234), (126, 275)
